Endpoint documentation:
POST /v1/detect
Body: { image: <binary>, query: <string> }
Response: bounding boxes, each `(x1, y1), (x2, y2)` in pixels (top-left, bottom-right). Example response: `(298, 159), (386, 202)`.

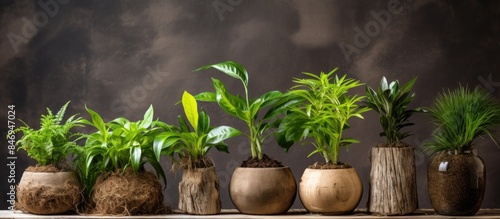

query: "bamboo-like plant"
(277, 69), (370, 164)
(10, 101), (83, 170)
(364, 77), (419, 146)
(194, 61), (297, 160)
(154, 91), (242, 168)
(78, 105), (166, 196)
(424, 86), (500, 154)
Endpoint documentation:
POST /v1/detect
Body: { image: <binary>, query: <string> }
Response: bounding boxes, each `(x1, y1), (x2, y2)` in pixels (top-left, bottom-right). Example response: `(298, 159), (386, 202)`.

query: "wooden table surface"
(1, 209), (500, 218)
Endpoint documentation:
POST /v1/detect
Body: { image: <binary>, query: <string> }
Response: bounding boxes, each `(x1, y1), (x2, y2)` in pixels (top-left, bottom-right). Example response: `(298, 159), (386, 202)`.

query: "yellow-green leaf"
(182, 91), (198, 131)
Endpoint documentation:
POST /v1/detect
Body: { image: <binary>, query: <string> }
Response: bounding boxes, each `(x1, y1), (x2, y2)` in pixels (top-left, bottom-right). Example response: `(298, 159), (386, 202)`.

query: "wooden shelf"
(1, 209), (500, 218)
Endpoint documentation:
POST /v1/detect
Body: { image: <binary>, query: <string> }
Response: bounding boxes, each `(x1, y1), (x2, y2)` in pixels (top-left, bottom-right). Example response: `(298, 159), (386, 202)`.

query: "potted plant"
(11, 101), (83, 214)
(424, 86), (500, 216)
(277, 69), (370, 214)
(194, 61), (298, 214)
(154, 91), (241, 215)
(364, 77), (419, 215)
(78, 105), (167, 215)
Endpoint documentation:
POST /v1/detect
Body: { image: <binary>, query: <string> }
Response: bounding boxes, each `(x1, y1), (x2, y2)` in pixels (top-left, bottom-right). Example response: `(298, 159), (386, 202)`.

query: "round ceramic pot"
(229, 167), (297, 215)
(428, 150), (485, 216)
(17, 171), (82, 214)
(299, 167), (362, 214)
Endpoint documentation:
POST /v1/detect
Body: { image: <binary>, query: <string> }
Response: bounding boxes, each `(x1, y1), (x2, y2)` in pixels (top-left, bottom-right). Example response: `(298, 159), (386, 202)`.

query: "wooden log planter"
(368, 147), (418, 215)
(178, 166), (221, 215)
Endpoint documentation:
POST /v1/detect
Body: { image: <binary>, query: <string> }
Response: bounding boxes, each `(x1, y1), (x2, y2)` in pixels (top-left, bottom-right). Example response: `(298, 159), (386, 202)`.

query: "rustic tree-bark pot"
(229, 167), (297, 215)
(299, 167), (362, 214)
(178, 166), (221, 215)
(428, 150), (485, 216)
(369, 147), (418, 215)
(17, 171), (82, 214)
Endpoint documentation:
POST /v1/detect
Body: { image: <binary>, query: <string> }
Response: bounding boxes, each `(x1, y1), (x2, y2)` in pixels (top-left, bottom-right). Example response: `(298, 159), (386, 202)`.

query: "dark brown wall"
(1, 0), (500, 210)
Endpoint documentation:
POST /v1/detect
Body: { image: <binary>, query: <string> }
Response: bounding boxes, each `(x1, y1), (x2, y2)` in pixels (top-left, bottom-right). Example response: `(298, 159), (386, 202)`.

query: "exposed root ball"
(16, 171), (82, 215)
(91, 168), (166, 215)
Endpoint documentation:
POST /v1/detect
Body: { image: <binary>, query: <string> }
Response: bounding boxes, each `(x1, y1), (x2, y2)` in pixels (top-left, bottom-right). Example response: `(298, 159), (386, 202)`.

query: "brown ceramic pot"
(229, 167), (297, 215)
(17, 171), (82, 214)
(299, 167), (362, 214)
(428, 150), (485, 216)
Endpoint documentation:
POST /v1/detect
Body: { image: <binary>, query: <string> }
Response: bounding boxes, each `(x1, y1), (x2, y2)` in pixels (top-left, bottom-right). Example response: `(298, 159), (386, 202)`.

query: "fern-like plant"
(277, 69), (370, 164)
(365, 77), (419, 146)
(424, 86), (500, 154)
(10, 101), (83, 170)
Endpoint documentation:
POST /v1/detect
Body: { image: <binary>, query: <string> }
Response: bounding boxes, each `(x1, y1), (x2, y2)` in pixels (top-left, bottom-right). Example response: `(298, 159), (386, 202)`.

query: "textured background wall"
(1, 0), (500, 210)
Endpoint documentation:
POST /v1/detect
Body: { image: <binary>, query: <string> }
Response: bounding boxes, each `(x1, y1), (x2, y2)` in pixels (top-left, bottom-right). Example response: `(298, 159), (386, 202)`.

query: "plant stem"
(322, 151), (330, 163)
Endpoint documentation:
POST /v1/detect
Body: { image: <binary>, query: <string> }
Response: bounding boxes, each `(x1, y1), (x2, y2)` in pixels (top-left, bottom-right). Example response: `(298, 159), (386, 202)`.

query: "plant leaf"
(194, 92), (217, 102)
(212, 78), (246, 120)
(195, 61), (249, 86)
(139, 105), (154, 129)
(207, 126), (242, 144)
(130, 146), (141, 174)
(182, 91), (199, 131)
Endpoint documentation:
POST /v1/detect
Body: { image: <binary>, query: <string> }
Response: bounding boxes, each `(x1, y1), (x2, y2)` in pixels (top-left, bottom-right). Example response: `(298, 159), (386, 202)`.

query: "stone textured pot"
(229, 167), (297, 215)
(369, 147), (418, 215)
(17, 171), (82, 214)
(178, 166), (221, 215)
(428, 150), (485, 216)
(299, 167), (362, 214)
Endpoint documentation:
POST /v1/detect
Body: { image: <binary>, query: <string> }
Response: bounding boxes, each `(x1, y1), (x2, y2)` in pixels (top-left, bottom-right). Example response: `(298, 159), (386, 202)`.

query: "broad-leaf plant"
(154, 91), (242, 168)
(194, 61), (298, 160)
(277, 69), (370, 164)
(364, 77), (419, 146)
(78, 105), (166, 196)
(10, 101), (83, 170)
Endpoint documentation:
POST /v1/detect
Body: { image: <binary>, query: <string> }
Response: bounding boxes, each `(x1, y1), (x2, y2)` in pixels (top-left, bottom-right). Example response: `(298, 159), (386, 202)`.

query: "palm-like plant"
(78, 105), (166, 196)
(278, 69), (370, 164)
(364, 77), (419, 146)
(424, 86), (500, 154)
(11, 101), (83, 169)
(194, 61), (296, 160)
(154, 91), (242, 168)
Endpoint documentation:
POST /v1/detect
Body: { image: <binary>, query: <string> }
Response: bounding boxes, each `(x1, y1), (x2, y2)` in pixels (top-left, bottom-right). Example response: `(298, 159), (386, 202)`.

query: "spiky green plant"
(365, 77), (419, 146)
(277, 69), (370, 164)
(10, 101), (83, 169)
(424, 86), (500, 154)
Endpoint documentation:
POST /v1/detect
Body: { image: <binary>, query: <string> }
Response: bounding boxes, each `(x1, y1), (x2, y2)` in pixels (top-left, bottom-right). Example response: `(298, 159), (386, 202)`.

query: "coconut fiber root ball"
(16, 166), (82, 215)
(90, 168), (167, 215)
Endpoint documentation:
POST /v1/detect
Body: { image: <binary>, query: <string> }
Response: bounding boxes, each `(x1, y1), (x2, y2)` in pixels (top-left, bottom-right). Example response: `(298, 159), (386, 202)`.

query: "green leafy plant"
(154, 91), (242, 168)
(78, 105), (166, 195)
(10, 101), (83, 169)
(194, 61), (296, 160)
(365, 77), (419, 146)
(424, 86), (500, 154)
(277, 69), (370, 164)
